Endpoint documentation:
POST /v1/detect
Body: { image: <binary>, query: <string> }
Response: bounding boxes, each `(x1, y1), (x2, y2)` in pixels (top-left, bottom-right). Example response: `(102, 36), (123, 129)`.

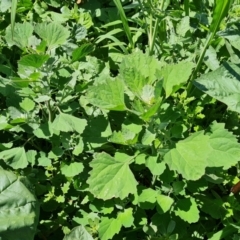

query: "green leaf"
(99, 217), (122, 240)
(117, 208), (134, 228)
(63, 225), (94, 240)
(86, 77), (126, 111)
(33, 122), (53, 139)
(61, 162), (84, 177)
(174, 197), (200, 223)
(206, 122), (240, 169)
(20, 98), (35, 112)
(146, 156), (166, 176)
(156, 194), (174, 214)
(72, 43), (95, 62)
(0, 147), (28, 169)
(141, 129), (156, 145)
(162, 61), (195, 98)
(0, 168), (39, 240)
(18, 54), (49, 68)
(0, 0), (11, 12)
(138, 188), (157, 209)
(194, 62), (240, 113)
(87, 152), (138, 200)
(34, 22), (70, 50)
(38, 156), (51, 167)
(5, 22), (33, 49)
(119, 51), (159, 97)
(164, 131), (211, 180)
(52, 113), (87, 134)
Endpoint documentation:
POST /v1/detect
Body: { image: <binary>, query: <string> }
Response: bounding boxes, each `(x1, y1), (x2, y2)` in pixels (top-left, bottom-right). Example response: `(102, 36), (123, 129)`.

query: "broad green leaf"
(138, 188), (157, 209)
(219, 29), (240, 51)
(26, 150), (37, 166)
(194, 62), (240, 113)
(18, 54), (49, 68)
(206, 122), (240, 169)
(82, 115), (112, 149)
(0, 0), (11, 12)
(204, 46), (220, 70)
(52, 113), (87, 134)
(0, 147), (28, 169)
(72, 43), (95, 62)
(146, 156), (166, 176)
(87, 152), (138, 200)
(33, 122), (53, 139)
(117, 208), (134, 228)
(0, 168), (39, 240)
(119, 51), (159, 96)
(73, 138), (84, 156)
(61, 162), (84, 177)
(174, 197), (200, 223)
(156, 194), (174, 214)
(34, 22), (70, 50)
(196, 195), (226, 219)
(20, 98), (35, 112)
(38, 156), (51, 167)
(5, 22), (33, 49)
(63, 226), (93, 240)
(141, 129), (156, 145)
(86, 77), (126, 111)
(99, 217), (122, 240)
(164, 131), (211, 180)
(162, 61), (195, 98)
(109, 129), (138, 145)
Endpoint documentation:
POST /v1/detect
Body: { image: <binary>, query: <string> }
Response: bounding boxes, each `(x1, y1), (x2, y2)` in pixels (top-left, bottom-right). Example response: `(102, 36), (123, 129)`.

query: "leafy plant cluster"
(1, 0), (240, 239)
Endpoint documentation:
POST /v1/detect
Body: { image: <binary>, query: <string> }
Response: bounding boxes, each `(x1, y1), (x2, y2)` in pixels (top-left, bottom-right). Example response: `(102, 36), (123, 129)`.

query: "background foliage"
(1, 0), (240, 239)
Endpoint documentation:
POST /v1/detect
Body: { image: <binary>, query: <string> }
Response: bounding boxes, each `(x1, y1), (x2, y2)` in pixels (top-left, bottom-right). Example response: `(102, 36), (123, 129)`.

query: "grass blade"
(113, 0), (134, 50)
(11, 0), (18, 38)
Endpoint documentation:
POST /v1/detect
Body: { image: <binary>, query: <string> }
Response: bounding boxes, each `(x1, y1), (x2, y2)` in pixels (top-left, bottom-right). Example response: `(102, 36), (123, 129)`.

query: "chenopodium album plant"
(1, 14), (240, 239)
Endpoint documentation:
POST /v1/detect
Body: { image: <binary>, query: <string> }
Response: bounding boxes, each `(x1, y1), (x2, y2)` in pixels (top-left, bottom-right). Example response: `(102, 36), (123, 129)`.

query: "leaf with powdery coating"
(87, 152), (137, 200)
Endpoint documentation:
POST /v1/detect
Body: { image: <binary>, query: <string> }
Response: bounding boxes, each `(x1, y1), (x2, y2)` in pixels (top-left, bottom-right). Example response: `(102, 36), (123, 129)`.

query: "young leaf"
(99, 217), (122, 240)
(174, 197), (200, 223)
(117, 208), (134, 228)
(61, 162), (84, 177)
(86, 77), (126, 111)
(52, 113), (87, 134)
(20, 98), (35, 112)
(146, 156), (166, 176)
(34, 22), (70, 50)
(156, 195), (174, 214)
(87, 152), (138, 200)
(119, 51), (159, 96)
(193, 62), (240, 114)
